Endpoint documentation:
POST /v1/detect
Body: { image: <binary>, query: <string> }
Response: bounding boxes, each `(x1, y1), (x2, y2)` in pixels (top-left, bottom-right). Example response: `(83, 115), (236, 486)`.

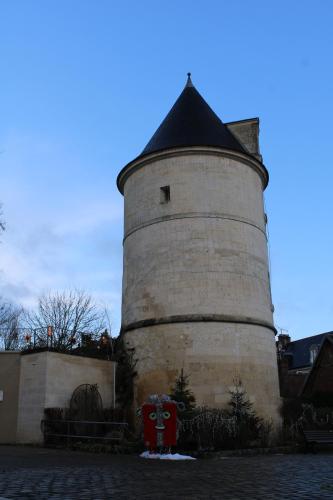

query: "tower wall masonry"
(120, 149), (281, 423)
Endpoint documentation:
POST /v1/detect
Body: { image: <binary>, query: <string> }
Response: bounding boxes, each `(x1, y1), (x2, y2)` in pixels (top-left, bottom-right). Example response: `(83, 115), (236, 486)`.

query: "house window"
(160, 186), (170, 204)
(309, 344), (319, 365)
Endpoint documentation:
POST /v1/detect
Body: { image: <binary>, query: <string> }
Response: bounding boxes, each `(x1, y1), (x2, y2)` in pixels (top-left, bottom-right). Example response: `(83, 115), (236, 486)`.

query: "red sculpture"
(139, 395), (183, 453)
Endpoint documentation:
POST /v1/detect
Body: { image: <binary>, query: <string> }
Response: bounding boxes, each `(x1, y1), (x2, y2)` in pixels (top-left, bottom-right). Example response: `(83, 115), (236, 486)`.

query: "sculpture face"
(143, 401), (177, 450)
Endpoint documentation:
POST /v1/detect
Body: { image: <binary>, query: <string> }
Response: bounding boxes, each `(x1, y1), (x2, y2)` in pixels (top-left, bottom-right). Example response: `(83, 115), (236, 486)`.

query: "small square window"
(160, 185), (170, 204)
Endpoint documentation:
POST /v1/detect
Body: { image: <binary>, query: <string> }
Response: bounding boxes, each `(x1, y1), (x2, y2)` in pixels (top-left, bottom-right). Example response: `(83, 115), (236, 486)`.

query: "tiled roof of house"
(284, 332), (332, 369)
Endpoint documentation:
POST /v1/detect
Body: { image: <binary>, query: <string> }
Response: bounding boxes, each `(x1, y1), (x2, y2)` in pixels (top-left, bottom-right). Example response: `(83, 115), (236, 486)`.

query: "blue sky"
(1, 1), (333, 339)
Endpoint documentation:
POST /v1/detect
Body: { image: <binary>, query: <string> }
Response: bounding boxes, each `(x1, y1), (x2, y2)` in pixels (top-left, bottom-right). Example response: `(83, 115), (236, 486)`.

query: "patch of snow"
(140, 451), (196, 460)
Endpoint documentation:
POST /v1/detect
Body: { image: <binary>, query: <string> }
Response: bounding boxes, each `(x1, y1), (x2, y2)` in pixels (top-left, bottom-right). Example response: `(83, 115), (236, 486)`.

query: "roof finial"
(186, 72), (194, 88)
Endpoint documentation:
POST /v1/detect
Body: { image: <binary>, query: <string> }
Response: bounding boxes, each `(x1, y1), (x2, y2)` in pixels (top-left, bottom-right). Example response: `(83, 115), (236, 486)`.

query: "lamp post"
(102, 329), (116, 410)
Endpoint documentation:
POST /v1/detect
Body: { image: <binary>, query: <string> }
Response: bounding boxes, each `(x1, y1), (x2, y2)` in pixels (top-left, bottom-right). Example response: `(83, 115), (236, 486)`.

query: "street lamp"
(101, 329), (116, 410)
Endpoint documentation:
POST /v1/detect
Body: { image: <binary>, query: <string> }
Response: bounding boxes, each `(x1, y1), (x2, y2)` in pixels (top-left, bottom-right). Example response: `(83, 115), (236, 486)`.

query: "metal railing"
(41, 419), (128, 445)
(0, 327), (32, 351)
(0, 327), (115, 360)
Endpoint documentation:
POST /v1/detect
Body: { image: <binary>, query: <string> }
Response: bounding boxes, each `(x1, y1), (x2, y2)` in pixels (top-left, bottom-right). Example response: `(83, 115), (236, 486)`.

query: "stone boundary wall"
(0, 352), (21, 443)
(0, 351), (116, 444)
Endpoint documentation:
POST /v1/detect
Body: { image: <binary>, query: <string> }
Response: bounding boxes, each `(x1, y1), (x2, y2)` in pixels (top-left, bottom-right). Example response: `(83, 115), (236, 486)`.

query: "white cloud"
(0, 129), (124, 332)
(54, 199), (123, 236)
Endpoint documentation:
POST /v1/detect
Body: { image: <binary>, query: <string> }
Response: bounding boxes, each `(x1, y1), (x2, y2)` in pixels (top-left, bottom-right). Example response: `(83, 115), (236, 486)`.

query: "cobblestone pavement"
(0, 446), (332, 499)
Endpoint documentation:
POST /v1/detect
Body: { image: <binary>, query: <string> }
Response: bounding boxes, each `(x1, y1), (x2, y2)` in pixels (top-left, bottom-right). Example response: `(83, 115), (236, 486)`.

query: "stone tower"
(117, 75), (280, 421)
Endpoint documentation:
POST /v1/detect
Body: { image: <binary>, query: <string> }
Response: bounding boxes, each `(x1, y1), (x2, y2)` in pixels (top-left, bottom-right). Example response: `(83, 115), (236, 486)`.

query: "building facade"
(118, 75), (281, 421)
(277, 331), (333, 402)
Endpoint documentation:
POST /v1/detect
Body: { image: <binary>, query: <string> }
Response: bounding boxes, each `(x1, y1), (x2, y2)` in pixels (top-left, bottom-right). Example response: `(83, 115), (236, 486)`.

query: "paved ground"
(0, 446), (332, 499)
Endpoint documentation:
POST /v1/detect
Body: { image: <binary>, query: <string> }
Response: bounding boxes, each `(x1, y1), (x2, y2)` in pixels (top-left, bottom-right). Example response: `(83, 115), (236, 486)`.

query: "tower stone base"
(125, 322), (281, 424)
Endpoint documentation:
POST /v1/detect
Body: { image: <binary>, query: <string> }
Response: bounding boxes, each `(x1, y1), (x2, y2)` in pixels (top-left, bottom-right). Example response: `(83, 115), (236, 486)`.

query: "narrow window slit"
(160, 185), (170, 204)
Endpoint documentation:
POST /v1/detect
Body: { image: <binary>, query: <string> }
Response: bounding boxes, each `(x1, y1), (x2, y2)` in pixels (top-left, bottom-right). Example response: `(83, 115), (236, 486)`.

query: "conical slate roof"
(140, 74), (246, 157)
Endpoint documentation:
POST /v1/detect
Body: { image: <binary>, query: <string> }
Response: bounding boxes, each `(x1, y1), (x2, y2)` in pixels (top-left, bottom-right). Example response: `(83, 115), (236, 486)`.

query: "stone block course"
(120, 147), (280, 423)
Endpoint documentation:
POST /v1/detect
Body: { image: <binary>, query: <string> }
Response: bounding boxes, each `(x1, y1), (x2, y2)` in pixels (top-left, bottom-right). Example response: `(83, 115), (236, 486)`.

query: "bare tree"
(25, 290), (106, 351)
(0, 298), (23, 350)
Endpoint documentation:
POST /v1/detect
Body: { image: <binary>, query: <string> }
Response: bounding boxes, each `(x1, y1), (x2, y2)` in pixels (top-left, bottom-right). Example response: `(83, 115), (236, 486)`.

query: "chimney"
(277, 333), (291, 350)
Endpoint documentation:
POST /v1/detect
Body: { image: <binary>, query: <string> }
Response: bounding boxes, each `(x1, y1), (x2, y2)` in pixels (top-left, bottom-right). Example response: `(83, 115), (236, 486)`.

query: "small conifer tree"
(229, 378), (256, 420)
(228, 377), (262, 447)
(169, 369), (196, 418)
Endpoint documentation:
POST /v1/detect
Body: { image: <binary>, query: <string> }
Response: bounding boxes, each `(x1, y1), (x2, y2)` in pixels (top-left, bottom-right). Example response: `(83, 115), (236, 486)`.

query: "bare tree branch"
(0, 298), (23, 350)
(25, 290), (106, 351)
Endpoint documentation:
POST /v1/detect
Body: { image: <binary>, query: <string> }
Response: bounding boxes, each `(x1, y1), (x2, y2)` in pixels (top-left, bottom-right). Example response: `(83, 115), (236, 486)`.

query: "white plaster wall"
(45, 352), (114, 409)
(16, 352), (115, 444)
(16, 352), (48, 444)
